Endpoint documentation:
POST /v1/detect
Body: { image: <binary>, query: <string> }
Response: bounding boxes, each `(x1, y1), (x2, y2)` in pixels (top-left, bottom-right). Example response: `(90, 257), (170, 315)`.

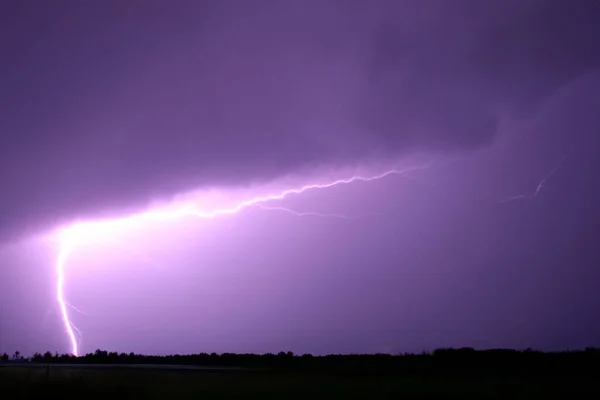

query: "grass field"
(2, 364), (599, 399)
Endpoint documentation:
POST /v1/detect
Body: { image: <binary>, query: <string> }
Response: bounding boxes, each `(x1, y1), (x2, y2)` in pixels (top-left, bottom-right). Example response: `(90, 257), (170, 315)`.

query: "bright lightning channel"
(55, 166), (424, 357)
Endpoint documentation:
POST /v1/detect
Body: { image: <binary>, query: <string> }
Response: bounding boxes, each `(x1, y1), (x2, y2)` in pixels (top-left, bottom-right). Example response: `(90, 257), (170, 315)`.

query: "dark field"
(2, 349), (600, 398)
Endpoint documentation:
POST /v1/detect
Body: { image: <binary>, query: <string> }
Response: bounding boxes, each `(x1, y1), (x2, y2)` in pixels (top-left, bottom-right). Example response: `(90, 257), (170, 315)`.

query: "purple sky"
(1, 0), (599, 356)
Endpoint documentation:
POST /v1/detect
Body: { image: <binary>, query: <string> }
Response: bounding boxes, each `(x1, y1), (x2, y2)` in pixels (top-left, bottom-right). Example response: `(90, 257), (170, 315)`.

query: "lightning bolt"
(65, 302), (91, 317)
(54, 165), (427, 356)
(254, 205), (375, 219)
(500, 153), (570, 204)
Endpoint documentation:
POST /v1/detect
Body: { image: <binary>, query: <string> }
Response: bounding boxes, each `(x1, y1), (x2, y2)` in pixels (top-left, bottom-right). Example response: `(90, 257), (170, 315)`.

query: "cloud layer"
(1, 0), (598, 238)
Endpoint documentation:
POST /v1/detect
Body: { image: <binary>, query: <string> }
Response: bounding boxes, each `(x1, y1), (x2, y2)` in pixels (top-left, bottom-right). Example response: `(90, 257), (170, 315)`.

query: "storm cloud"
(1, 0), (599, 239)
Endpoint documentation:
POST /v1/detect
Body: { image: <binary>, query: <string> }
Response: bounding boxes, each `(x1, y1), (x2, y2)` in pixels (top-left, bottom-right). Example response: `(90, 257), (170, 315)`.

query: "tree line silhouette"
(2, 348), (600, 377)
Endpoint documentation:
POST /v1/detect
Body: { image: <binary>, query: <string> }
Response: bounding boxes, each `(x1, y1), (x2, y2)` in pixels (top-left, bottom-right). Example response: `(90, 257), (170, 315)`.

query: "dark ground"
(1, 348), (599, 398)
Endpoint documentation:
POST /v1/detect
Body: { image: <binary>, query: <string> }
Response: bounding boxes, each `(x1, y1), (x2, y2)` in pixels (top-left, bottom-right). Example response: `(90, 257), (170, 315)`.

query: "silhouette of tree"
(94, 349), (108, 361)
(43, 351), (53, 362)
(0, 352), (8, 362)
(12, 346), (600, 380)
(12, 350), (20, 360)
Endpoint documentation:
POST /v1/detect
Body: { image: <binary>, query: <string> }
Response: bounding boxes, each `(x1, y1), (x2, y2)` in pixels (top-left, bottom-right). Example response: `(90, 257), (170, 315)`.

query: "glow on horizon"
(55, 166), (426, 357)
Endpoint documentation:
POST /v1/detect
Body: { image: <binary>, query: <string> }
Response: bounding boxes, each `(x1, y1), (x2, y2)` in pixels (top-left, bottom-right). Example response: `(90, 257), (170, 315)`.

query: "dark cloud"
(364, 0), (600, 151)
(1, 0), (599, 239)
